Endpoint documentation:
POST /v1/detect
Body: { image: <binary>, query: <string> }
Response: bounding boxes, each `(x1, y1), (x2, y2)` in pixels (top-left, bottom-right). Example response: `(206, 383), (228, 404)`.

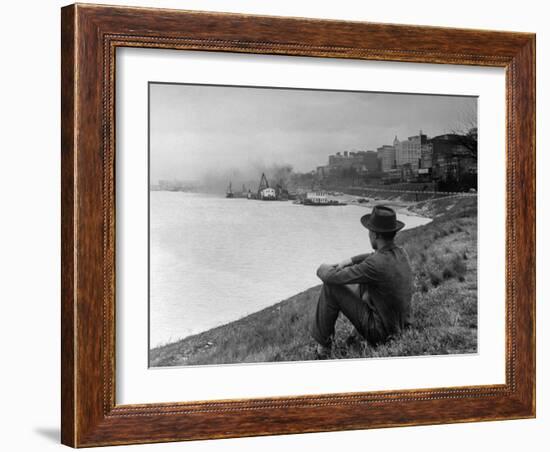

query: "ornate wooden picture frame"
(61, 3), (535, 447)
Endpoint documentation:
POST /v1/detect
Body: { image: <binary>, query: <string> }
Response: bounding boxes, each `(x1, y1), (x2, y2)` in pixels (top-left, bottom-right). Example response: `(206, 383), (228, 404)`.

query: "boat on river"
(302, 199), (347, 206)
(301, 191), (347, 206)
(225, 181), (234, 198)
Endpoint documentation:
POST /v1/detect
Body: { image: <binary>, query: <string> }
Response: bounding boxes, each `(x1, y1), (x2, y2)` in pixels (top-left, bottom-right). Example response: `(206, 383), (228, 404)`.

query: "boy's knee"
(322, 281), (338, 293)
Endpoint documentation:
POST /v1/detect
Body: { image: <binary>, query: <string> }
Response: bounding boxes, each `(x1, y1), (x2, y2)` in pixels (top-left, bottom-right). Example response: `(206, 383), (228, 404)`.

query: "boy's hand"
(316, 259), (352, 281)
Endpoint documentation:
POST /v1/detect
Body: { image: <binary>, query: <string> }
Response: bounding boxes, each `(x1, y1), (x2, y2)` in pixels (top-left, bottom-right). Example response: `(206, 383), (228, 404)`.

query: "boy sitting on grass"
(310, 205), (413, 358)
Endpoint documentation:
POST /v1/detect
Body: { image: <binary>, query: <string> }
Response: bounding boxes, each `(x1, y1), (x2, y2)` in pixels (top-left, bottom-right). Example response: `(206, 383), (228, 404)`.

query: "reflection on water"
(150, 192), (430, 348)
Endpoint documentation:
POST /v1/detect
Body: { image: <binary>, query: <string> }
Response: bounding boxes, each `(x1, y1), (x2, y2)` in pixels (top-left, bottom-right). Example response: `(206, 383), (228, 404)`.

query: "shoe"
(315, 343), (332, 360)
(345, 332), (362, 347)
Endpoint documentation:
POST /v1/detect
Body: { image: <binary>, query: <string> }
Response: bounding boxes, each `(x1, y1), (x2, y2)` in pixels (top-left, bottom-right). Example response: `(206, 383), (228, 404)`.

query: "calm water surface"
(150, 192), (431, 348)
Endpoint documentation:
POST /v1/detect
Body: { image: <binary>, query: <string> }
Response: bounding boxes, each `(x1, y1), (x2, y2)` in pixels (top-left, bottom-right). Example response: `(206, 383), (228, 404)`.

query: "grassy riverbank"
(150, 196), (477, 367)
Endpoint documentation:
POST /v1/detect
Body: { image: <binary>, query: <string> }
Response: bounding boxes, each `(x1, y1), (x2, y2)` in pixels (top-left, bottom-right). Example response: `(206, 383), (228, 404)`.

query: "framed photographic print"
(61, 3), (536, 447)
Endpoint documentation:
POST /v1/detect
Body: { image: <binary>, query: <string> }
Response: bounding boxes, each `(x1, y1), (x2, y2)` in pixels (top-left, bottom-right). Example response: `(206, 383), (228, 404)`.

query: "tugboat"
(225, 181), (235, 198)
(302, 190), (347, 206)
(257, 173), (277, 201)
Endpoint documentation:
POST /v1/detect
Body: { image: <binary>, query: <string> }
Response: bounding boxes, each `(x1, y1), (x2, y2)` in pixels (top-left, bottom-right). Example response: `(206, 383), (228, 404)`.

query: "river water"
(149, 192), (431, 348)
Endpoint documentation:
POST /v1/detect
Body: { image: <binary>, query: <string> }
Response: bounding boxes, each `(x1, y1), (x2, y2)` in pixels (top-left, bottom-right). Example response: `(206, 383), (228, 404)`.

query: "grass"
(150, 196), (478, 367)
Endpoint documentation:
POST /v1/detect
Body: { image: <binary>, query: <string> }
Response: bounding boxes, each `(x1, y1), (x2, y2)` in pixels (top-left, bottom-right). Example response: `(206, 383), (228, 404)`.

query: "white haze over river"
(149, 192), (431, 348)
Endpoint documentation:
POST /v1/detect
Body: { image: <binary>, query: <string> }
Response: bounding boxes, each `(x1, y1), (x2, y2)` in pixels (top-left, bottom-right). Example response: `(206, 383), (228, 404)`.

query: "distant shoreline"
(151, 188), (433, 218)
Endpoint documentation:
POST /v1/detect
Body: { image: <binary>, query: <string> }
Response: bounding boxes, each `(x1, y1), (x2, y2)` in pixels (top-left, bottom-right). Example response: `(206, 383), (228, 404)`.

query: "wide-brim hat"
(360, 205), (405, 233)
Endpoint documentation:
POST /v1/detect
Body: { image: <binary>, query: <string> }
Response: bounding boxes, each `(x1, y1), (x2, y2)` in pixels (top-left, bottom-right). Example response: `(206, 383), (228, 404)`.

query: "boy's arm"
(336, 252), (372, 269)
(317, 255), (378, 285)
(351, 253), (372, 264)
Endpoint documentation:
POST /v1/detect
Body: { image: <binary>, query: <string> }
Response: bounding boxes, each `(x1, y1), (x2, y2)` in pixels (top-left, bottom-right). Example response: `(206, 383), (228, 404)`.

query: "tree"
(449, 103), (478, 160)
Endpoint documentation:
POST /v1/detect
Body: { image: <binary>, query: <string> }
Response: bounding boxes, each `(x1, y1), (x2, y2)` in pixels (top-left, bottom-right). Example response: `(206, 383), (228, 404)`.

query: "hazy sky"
(149, 83), (476, 184)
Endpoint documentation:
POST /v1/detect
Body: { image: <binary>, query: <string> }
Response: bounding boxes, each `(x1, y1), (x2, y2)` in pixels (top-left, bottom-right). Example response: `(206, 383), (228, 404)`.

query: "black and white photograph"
(148, 83), (478, 367)
(3, 0), (543, 450)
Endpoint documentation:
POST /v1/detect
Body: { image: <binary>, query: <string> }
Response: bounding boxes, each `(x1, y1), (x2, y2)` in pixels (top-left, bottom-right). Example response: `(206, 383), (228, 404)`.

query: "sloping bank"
(150, 196), (478, 367)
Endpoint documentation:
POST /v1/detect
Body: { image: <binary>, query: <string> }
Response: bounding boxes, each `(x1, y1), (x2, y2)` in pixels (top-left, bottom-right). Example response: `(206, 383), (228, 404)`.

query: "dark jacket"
(317, 243), (413, 341)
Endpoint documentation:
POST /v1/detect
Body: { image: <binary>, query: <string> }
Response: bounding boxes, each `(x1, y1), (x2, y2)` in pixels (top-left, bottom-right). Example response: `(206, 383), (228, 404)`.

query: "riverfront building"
(313, 128), (476, 188)
(393, 132), (430, 171)
(377, 145), (397, 173)
(363, 151), (379, 173)
(321, 149), (380, 177)
(429, 134), (477, 182)
(421, 143), (434, 169)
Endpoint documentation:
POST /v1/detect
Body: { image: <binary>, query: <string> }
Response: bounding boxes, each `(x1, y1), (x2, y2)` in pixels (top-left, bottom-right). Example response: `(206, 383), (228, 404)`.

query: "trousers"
(310, 283), (385, 347)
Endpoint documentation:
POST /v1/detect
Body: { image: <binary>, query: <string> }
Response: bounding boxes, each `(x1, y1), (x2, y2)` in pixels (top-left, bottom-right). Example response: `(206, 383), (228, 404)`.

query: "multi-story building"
(377, 145), (396, 173)
(316, 165), (329, 178)
(363, 151), (379, 173)
(428, 134), (477, 181)
(421, 143), (433, 169)
(393, 132), (429, 172)
(328, 151), (353, 169)
(326, 150), (380, 175)
(318, 129), (475, 186)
